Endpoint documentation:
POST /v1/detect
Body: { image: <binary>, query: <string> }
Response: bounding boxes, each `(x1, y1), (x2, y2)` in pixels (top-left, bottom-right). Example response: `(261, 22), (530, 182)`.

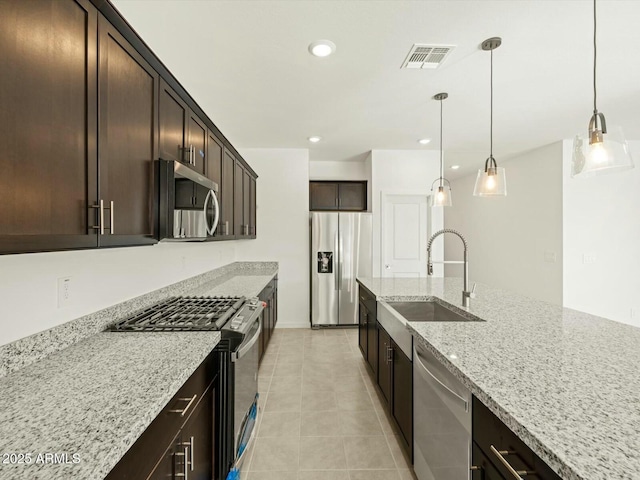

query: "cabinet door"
(220, 149), (235, 237)
(392, 341), (413, 458)
(309, 182), (339, 211)
(234, 160), (245, 237)
(377, 326), (392, 407)
(180, 387), (214, 480)
(338, 182), (367, 211)
(0, 0), (98, 253)
(358, 302), (368, 358)
(206, 132), (224, 237)
(97, 16), (158, 247)
(249, 175), (257, 237)
(188, 112), (207, 175)
(159, 78), (187, 164)
(366, 313), (378, 375)
(243, 169), (251, 236)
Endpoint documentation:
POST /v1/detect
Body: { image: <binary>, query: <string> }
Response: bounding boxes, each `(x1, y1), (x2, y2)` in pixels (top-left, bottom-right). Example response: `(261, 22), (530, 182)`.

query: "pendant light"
(571, 0), (633, 177)
(430, 92), (452, 207)
(473, 37), (507, 197)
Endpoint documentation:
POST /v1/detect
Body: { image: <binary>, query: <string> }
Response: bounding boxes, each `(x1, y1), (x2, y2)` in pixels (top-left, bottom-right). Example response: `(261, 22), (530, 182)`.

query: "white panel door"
(382, 194), (428, 278)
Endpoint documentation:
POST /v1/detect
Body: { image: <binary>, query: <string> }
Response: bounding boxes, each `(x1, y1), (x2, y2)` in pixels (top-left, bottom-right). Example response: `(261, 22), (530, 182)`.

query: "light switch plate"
(582, 253), (597, 264)
(544, 251), (557, 263)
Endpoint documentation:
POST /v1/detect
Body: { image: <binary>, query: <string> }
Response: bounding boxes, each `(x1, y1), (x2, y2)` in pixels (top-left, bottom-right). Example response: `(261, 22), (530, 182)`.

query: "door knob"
(385, 264), (391, 269)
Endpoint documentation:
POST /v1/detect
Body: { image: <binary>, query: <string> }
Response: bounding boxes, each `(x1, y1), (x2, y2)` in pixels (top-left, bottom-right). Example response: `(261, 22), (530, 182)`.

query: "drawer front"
(473, 397), (561, 480)
(472, 442), (506, 480)
(358, 284), (376, 316)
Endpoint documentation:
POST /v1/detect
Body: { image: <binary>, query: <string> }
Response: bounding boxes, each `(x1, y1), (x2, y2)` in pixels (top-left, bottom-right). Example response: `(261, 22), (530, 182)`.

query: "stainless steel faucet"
(427, 229), (476, 308)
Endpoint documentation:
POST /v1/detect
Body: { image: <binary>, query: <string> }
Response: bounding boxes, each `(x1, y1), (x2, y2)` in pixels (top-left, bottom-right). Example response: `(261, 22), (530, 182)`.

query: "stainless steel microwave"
(158, 159), (220, 241)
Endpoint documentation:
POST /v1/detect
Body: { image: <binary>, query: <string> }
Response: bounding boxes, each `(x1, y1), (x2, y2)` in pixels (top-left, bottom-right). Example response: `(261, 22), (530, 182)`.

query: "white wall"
(236, 149), (310, 328)
(370, 150), (442, 277)
(562, 140), (640, 327)
(309, 160), (368, 181)
(444, 142), (564, 305)
(0, 242), (238, 346)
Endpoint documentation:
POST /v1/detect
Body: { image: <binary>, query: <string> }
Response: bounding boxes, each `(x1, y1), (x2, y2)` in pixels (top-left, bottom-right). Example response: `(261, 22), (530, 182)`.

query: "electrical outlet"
(582, 253), (597, 264)
(544, 251), (557, 263)
(57, 277), (72, 308)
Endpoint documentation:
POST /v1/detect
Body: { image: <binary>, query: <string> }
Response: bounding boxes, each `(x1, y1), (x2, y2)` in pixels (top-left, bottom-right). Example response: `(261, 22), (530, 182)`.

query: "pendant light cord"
(490, 48), (494, 158)
(593, 0), (598, 114)
(439, 97), (444, 185)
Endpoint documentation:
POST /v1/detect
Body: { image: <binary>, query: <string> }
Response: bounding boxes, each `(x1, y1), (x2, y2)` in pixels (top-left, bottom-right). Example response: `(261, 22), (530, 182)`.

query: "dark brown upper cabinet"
(309, 181), (367, 211)
(249, 176), (257, 237)
(206, 131), (224, 237)
(219, 149), (236, 238)
(0, 0), (99, 254)
(159, 79), (207, 175)
(97, 16), (158, 248)
(233, 159), (257, 239)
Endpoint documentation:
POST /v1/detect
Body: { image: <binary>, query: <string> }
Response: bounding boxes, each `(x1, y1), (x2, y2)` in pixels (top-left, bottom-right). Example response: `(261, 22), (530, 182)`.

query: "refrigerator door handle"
(334, 231), (339, 291)
(338, 231), (344, 290)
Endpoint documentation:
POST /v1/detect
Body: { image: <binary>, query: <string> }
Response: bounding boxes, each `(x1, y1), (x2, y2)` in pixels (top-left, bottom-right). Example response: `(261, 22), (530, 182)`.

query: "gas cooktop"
(110, 296), (245, 332)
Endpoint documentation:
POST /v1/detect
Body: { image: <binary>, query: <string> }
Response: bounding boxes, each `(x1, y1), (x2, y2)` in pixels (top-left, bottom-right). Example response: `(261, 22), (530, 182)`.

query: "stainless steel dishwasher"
(413, 341), (471, 480)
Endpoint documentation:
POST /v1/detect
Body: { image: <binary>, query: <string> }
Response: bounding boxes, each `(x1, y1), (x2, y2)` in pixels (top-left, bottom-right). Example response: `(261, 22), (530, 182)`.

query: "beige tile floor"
(244, 328), (417, 480)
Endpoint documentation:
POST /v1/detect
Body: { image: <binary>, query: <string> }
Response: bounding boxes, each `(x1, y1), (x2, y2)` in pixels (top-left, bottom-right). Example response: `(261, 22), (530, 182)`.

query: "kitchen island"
(357, 276), (640, 480)
(0, 262), (277, 480)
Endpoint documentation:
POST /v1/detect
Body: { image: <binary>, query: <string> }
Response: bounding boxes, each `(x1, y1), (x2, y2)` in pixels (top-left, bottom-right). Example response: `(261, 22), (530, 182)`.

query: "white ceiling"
(112, 0), (640, 178)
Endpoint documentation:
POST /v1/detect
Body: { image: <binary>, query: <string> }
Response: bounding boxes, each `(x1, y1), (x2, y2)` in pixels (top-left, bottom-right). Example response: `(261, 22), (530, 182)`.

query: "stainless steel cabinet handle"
(386, 345), (393, 364)
(191, 145), (195, 165)
(168, 394), (197, 417)
(189, 436), (194, 471)
(110, 201), (114, 235)
(179, 436), (194, 471)
(489, 445), (535, 479)
(100, 199), (105, 235)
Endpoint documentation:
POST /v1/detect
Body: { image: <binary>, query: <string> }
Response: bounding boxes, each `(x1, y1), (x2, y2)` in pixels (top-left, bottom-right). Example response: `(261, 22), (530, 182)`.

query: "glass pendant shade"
(473, 164), (507, 196)
(571, 125), (634, 177)
(431, 184), (452, 207)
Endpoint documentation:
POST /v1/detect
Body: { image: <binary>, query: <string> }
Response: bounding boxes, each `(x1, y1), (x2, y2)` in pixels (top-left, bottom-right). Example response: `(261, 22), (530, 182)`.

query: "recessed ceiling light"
(451, 165), (460, 170)
(308, 40), (336, 57)
(418, 138), (431, 145)
(308, 136), (322, 143)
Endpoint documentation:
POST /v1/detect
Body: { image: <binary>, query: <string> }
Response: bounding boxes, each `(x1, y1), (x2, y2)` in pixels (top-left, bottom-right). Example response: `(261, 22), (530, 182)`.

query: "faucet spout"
(426, 229), (475, 308)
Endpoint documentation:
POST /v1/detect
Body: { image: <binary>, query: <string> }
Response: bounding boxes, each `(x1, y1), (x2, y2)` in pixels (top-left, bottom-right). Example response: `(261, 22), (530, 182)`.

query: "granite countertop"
(0, 262), (278, 479)
(0, 331), (221, 480)
(357, 276), (640, 480)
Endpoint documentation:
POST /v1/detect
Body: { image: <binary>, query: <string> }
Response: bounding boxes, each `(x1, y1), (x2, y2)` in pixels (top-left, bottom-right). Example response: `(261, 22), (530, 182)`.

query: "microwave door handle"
(207, 189), (220, 236)
(203, 189), (213, 236)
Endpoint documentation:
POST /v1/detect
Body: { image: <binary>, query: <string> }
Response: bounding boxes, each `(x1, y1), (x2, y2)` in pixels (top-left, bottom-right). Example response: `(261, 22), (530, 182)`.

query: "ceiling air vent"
(401, 44), (455, 69)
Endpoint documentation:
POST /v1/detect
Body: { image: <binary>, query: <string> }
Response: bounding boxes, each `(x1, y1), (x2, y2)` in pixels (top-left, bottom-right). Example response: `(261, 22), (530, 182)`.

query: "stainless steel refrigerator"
(311, 212), (372, 327)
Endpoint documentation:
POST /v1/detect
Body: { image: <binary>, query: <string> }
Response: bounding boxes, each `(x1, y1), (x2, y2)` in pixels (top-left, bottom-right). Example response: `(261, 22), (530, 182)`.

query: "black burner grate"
(110, 296), (245, 331)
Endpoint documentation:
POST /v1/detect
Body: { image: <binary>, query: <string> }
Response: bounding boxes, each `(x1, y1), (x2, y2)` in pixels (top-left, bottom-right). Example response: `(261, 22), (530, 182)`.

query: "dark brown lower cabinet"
(472, 397), (561, 480)
(377, 327), (392, 406)
(106, 354), (216, 480)
(375, 324), (412, 461)
(358, 302), (368, 358)
(258, 277), (278, 364)
(392, 344), (413, 454)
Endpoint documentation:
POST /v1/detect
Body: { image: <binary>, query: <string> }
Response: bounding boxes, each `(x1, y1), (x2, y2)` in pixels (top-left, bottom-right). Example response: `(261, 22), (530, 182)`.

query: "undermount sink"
(386, 300), (484, 323)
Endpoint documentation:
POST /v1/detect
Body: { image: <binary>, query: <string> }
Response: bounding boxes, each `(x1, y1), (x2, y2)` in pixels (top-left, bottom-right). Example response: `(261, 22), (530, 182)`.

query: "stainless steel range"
(111, 295), (263, 480)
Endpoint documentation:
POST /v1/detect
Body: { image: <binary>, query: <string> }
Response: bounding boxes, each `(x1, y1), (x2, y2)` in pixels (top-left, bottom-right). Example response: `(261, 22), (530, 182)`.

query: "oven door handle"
(232, 319), (262, 362)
